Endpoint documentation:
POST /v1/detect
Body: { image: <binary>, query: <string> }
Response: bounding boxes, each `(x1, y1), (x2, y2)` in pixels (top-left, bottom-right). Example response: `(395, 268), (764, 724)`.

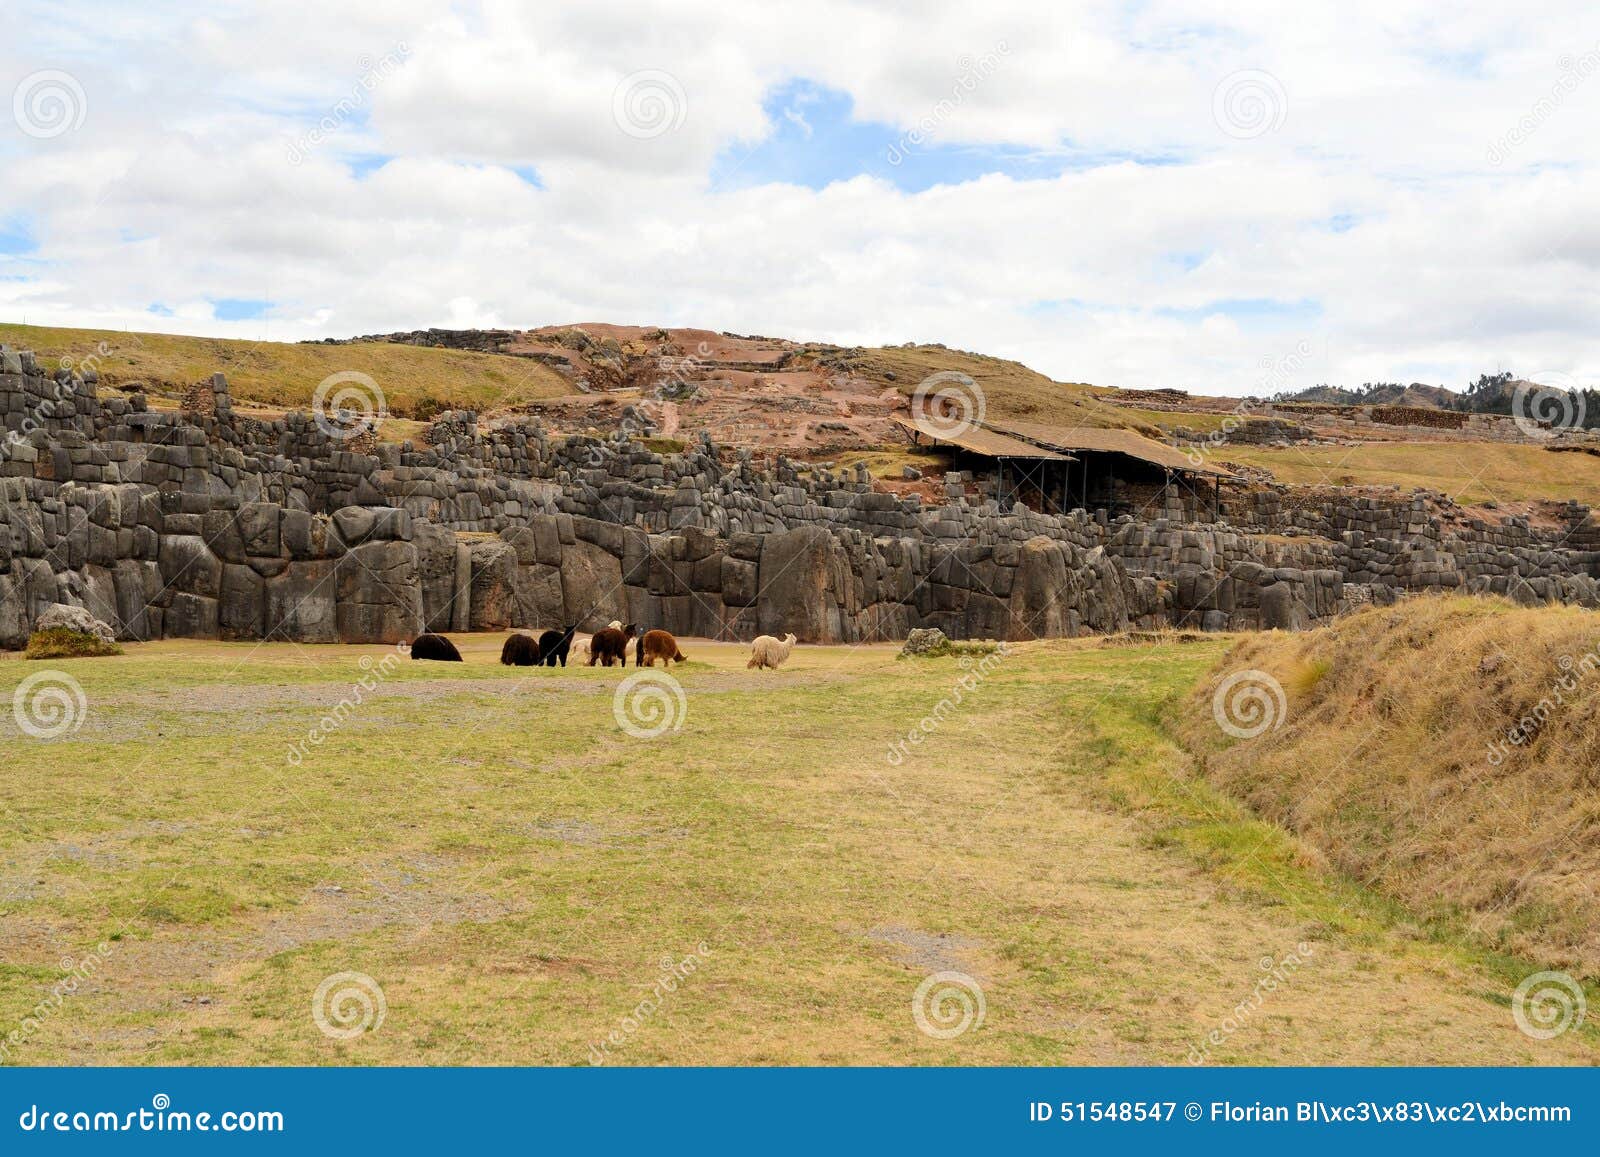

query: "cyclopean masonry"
(2, 344), (1597, 648)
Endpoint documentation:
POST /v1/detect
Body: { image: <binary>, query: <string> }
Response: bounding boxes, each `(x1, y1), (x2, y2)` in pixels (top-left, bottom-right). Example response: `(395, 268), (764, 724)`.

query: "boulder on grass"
(34, 603), (117, 645)
(899, 627), (951, 657)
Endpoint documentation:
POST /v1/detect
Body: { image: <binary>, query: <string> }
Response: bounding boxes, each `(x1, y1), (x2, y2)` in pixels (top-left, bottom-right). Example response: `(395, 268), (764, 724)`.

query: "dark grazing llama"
(409, 633), (463, 662)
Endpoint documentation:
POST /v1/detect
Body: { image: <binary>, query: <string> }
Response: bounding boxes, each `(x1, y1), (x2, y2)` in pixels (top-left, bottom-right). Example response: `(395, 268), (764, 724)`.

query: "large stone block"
(531, 515), (564, 566)
(756, 525), (849, 642)
(264, 560), (337, 643)
(237, 501), (280, 558)
(510, 562), (566, 628)
(560, 538), (627, 630)
(1260, 582), (1306, 631)
(219, 563), (264, 640)
(468, 540), (518, 631)
(720, 557), (758, 607)
(158, 534), (223, 598)
(414, 521), (461, 632)
(164, 592), (219, 638)
(111, 558), (160, 641)
(335, 540), (422, 643)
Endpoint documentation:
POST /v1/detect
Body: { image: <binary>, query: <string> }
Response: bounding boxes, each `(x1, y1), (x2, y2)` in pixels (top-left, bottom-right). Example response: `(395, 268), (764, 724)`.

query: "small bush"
(1287, 657), (1332, 696)
(24, 627), (123, 660)
(640, 436), (687, 455)
(897, 630), (1004, 660)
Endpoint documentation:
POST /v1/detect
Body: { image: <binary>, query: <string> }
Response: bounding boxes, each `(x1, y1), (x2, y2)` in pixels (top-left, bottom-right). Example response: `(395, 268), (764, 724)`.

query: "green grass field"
(2, 635), (1593, 1065)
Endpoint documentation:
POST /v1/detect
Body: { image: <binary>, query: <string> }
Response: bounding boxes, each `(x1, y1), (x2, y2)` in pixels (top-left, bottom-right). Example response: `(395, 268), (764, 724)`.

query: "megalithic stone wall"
(4, 343), (1600, 648)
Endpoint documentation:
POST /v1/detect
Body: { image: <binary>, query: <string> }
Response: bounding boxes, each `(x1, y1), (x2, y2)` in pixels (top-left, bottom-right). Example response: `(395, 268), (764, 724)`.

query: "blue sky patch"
(0, 216), (38, 256)
(347, 153), (394, 178)
(212, 298), (273, 321)
(710, 79), (1178, 194)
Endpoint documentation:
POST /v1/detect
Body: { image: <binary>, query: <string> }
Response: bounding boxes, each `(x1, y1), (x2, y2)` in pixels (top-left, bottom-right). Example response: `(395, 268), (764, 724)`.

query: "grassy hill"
(1183, 597), (1600, 978)
(0, 323), (575, 419)
(838, 343), (1147, 432)
(0, 324), (1138, 433)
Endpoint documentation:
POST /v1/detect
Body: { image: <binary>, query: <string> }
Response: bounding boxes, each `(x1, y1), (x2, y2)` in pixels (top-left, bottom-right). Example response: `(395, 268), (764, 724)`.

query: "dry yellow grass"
(0, 323), (574, 419)
(1217, 440), (1600, 506)
(2, 633), (1593, 1064)
(1182, 596), (1600, 977)
(847, 345), (1148, 432)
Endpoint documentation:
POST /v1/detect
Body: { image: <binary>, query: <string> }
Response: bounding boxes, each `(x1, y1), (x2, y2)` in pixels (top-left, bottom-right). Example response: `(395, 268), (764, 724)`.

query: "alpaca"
(537, 626), (577, 667)
(574, 637), (591, 662)
(500, 632), (541, 666)
(587, 623), (636, 667)
(606, 620), (623, 631)
(410, 633), (463, 662)
(636, 628), (687, 667)
(747, 633), (797, 670)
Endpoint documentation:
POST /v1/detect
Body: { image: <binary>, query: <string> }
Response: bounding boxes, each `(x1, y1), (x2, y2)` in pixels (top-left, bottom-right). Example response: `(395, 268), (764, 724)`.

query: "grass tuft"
(24, 627), (123, 659)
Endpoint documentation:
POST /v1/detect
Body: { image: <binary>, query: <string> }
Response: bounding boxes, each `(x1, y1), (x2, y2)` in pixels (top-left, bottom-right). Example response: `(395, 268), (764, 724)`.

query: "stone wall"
(3, 344), (1598, 648)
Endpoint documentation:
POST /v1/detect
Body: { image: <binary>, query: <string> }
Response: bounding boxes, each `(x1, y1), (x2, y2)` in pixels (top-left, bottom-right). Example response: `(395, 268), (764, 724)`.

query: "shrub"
(24, 627), (123, 660)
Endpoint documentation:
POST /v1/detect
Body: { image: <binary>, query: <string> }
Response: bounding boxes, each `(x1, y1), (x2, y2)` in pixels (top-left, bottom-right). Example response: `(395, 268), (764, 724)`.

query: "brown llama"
(500, 632), (541, 666)
(636, 629), (687, 667)
(587, 623), (637, 667)
(409, 633), (463, 662)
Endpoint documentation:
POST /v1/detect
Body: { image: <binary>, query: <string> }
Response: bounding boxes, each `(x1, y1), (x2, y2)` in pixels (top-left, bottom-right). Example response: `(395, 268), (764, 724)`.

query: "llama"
(500, 632), (541, 666)
(537, 626), (577, 667)
(410, 633), (463, 662)
(747, 633), (797, 670)
(587, 623), (636, 667)
(636, 628), (687, 667)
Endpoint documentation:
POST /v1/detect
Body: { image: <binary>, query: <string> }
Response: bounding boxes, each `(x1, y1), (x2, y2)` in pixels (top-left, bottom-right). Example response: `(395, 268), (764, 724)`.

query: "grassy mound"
(24, 627), (124, 659)
(1180, 596), (1600, 976)
(848, 343), (1144, 432)
(0, 323), (574, 419)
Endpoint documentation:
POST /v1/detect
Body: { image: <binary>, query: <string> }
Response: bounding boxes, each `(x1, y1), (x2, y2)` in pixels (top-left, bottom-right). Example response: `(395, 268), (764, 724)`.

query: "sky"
(2, 1), (1599, 396)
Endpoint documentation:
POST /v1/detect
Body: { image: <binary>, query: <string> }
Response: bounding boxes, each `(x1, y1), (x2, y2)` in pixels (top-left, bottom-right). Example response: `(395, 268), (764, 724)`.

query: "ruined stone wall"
(4, 345), (1599, 648)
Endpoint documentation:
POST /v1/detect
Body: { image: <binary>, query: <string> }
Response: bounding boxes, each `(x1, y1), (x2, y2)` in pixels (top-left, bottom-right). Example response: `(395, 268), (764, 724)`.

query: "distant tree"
(1463, 371), (1514, 400)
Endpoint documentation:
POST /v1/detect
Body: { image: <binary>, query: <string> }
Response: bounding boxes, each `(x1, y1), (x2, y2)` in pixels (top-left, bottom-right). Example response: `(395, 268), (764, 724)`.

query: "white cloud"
(4, 0), (1600, 394)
